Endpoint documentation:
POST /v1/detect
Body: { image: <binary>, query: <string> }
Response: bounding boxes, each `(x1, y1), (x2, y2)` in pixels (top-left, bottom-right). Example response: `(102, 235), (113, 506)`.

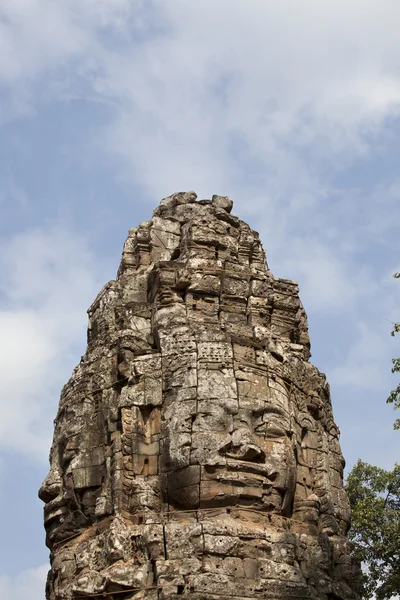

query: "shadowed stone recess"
(39, 192), (361, 599)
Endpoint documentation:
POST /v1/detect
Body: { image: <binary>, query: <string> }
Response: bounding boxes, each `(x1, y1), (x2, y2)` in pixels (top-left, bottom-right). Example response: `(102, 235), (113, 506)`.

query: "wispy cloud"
(2, 1), (400, 186)
(0, 565), (48, 600)
(0, 226), (102, 461)
(330, 270), (400, 389)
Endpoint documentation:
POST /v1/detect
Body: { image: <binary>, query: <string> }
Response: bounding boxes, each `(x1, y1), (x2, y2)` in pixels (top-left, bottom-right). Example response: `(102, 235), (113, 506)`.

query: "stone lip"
(39, 192), (361, 600)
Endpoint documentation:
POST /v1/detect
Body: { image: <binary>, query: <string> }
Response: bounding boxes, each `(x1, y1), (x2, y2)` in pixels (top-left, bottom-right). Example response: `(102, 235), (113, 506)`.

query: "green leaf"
(346, 461), (400, 598)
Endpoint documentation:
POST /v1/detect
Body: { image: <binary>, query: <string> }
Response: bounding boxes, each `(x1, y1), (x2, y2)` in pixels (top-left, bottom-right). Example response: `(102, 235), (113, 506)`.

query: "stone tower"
(39, 192), (360, 599)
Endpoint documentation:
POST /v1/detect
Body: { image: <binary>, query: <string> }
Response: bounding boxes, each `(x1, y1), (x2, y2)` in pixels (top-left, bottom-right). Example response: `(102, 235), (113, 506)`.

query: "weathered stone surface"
(40, 192), (361, 599)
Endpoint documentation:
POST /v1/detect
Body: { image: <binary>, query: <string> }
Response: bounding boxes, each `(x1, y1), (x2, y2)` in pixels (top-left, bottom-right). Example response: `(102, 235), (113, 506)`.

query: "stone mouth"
(210, 461), (280, 482)
(213, 473), (267, 488)
(43, 496), (68, 522)
(202, 463), (281, 504)
(44, 506), (67, 527)
(43, 498), (73, 545)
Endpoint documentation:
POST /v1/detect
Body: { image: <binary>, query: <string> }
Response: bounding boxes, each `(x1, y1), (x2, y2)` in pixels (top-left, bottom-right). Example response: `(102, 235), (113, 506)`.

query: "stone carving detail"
(40, 192), (360, 599)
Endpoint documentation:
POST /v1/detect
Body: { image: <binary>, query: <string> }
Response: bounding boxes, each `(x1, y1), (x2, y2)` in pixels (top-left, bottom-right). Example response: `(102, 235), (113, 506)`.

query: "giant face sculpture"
(39, 193), (360, 600)
(163, 352), (297, 516)
(39, 363), (111, 547)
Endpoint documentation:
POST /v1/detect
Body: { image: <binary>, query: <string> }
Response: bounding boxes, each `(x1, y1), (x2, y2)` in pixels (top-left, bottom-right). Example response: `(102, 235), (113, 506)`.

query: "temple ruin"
(39, 192), (361, 599)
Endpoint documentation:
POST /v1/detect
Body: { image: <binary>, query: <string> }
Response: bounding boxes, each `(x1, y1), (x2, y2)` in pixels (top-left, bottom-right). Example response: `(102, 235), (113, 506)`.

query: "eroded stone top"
(39, 192), (360, 600)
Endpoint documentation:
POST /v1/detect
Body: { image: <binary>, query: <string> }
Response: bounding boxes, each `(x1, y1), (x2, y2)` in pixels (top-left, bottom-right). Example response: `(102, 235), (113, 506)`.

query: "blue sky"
(0, 1), (400, 597)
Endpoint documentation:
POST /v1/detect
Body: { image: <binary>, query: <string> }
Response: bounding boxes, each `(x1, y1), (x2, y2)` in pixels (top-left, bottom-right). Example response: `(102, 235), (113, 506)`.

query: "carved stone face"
(39, 343), (297, 550)
(38, 449), (65, 547)
(162, 345), (297, 515)
(39, 393), (107, 547)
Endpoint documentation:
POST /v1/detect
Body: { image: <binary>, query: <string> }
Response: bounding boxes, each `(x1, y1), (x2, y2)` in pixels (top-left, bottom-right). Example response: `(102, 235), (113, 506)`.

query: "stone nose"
(38, 469), (62, 504)
(219, 427), (266, 462)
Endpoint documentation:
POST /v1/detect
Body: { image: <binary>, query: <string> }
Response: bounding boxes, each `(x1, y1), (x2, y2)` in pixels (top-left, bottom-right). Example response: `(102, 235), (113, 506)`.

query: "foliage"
(387, 272), (400, 429)
(345, 272), (400, 597)
(346, 460), (400, 599)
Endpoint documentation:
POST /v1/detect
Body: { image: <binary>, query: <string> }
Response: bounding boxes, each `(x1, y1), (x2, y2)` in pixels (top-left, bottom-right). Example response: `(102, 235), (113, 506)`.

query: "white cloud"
(330, 321), (390, 390)
(275, 238), (358, 314)
(85, 0), (400, 197)
(0, 0), (139, 85)
(329, 272), (400, 391)
(1, 1), (400, 178)
(0, 565), (48, 600)
(0, 0), (149, 120)
(0, 227), (103, 461)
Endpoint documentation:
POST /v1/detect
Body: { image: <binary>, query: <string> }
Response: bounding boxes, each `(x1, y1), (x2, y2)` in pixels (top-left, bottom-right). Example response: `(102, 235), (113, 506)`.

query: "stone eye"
(253, 416), (286, 438)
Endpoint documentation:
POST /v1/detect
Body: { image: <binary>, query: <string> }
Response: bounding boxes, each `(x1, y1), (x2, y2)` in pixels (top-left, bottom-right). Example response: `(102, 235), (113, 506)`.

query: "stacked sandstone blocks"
(39, 192), (360, 599)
